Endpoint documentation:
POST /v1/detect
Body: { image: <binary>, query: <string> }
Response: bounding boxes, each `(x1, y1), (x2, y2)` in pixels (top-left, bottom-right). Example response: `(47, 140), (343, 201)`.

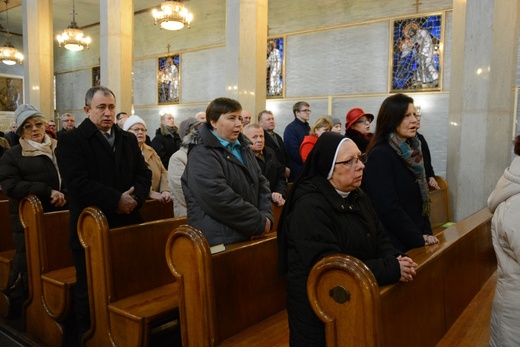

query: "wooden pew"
(0, 190), (14, 318)
(430, 176), (451, 232)
(307, 207), (495, 347)
(19, 195), (72, 347)
(166, 227), (288, 346)
(18, 196), (175, 347)
(78, 206), (186, 347)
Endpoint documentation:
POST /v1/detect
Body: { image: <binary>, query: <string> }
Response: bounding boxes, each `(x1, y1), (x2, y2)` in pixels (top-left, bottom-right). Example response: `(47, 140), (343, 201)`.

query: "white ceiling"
(0, 0), (160, 37)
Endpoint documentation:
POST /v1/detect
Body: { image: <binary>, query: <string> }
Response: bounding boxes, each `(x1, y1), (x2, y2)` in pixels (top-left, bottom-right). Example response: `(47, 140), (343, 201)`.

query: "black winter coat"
(0, 139), (64, 233)
(344, 128), (372, 153)
(283, 176), (403, 347)
(363, 142), (432, 252)
(263, 129), (290, 168)
(151, 125), (181, 169)
(417, 132), (436, 179)
(56, 119), (151, 249)
(254, 146), (287, 198)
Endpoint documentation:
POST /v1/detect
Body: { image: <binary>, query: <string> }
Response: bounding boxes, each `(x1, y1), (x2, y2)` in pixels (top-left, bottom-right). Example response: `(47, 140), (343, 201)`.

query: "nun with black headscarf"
(278, 132), (417, 347)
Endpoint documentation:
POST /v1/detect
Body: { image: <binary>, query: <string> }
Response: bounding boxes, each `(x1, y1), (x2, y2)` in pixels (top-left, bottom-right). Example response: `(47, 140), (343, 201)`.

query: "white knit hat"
(123, 115), (146, 131)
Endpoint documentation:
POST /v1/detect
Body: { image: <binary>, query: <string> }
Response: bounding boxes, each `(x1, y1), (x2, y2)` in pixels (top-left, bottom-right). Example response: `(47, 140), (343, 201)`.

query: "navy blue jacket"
(363, 142), (432, 252)
(283, 118), (310, 181)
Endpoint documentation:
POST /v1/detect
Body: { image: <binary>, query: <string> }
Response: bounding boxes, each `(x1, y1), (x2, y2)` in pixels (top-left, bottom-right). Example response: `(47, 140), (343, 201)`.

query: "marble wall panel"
(181, 47), (226, 103)
(285, 22), (389, 98)
(55, 69), (92, 111)
(133, 58), (157, 106)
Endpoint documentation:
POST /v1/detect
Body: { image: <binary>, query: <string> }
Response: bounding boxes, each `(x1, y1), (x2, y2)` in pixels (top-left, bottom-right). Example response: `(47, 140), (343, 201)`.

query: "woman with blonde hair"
(299, 116), (333, 162)
(0, 104), (67, 299)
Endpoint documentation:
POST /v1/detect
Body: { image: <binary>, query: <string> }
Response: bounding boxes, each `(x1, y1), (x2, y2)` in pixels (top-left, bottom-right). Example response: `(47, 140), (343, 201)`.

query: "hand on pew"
(423, 234), (439, 246)
(117, 186), (138, 214)
(149, 190), (172, 204)
(50, 189), (67, 207)
(397, 255), (418, 282)
(429, 176), (441, 189)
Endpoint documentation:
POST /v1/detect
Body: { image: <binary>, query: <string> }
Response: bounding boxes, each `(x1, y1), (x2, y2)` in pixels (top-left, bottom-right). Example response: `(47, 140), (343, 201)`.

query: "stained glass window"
(158, 54), (180, 104)
(391, 15), (442, 92)
(267, 38), (284, 98)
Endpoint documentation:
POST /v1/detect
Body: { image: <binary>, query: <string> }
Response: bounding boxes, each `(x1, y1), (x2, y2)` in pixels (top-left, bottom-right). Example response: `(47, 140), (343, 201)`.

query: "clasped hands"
(398, 255), (418, 282)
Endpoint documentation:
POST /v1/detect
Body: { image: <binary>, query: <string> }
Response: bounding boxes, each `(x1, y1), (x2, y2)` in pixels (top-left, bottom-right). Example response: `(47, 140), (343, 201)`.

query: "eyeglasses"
(335, 153), (367, 168)
(129, 127), (147, 133)
(404, 112), (419, 120)
(299, 109), (311, 114)
(354, 119), (370, 125)
(23, 122), (45, 131)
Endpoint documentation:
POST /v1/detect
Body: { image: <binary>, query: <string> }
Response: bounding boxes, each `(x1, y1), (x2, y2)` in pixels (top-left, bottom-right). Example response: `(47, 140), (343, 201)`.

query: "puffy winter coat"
(181, 123), (273, 246)
(487, 156), (520, 347)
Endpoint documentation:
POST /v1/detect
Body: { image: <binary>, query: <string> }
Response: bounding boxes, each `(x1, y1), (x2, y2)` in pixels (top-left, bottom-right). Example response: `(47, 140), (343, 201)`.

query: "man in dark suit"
(258, 110), (290, 179)
(56, 86), (151, 342)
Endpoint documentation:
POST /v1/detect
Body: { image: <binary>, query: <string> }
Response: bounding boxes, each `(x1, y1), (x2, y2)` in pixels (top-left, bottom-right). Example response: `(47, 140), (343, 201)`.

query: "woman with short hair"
(181, 97), (273, 246)
(0, 104), (67, 299)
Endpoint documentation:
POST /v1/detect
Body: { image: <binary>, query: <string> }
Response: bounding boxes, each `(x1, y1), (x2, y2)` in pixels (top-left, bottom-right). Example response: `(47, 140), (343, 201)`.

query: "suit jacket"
(264, 129), (289, 168)
(56, 118), (151, 249)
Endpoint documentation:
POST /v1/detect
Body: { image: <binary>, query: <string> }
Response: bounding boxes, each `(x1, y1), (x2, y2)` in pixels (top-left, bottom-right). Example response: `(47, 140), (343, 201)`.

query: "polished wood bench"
(166, 227), (288, 346)
(307, 207), (495, 347)
(18, 196), (175, 347)
(78, 206), (186, 347)
(19, 195), (72, 347)
(0, 190), (14, 318)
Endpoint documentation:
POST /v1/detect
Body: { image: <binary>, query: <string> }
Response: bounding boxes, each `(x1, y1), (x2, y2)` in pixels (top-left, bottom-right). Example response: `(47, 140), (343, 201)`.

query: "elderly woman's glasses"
(22, 122), (44, 131)
(129, 127), (147, 133)
(335, 153), (367, 168)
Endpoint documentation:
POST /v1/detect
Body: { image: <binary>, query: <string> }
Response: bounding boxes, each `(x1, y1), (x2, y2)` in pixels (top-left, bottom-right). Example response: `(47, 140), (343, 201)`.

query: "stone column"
(22, 0), (54, 117)
(226, 0), (267, 117)
(100, 0), (133, 113)
(447, 0), (520, 220)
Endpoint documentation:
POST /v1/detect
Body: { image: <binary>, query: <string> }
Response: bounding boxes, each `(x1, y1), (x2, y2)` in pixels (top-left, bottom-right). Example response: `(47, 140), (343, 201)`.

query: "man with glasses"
(57, 113), (76, 138)
(283, 101), (311, 181)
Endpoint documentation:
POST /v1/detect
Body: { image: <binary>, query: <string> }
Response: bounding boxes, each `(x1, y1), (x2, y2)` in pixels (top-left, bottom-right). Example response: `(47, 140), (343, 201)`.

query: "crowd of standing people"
(1, 88), (515, 346)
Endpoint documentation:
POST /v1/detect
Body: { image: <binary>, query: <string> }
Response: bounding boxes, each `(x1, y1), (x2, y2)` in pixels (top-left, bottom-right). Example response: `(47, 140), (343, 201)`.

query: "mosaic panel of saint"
(392, 15), (441, 91)
(158, 55), (180, 104)
(267, 38), (284, 97)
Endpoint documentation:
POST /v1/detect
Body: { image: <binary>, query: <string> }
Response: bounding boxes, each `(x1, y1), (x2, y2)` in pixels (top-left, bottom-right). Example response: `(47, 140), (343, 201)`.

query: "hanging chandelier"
(152, 1), (193, 31)
(57, 0), (91, 51)
(0, 0), (23, 65)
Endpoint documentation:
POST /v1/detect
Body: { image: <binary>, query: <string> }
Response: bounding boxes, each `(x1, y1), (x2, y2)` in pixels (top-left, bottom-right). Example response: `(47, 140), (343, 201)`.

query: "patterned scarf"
(387, 133), (430, 216)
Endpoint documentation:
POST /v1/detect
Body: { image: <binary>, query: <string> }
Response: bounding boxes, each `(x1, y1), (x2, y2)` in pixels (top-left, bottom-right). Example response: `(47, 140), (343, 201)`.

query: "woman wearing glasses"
(278, 132), (417, 347)
(344, 107), (374, 153)
(363, 93), (438, 252)
(124, 115), (171, 204)
(0, 104), (67, 300)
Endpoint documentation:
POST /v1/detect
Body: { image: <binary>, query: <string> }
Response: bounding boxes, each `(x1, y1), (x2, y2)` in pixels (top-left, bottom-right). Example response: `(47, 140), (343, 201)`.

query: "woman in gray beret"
(0, 104), (67, 301)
